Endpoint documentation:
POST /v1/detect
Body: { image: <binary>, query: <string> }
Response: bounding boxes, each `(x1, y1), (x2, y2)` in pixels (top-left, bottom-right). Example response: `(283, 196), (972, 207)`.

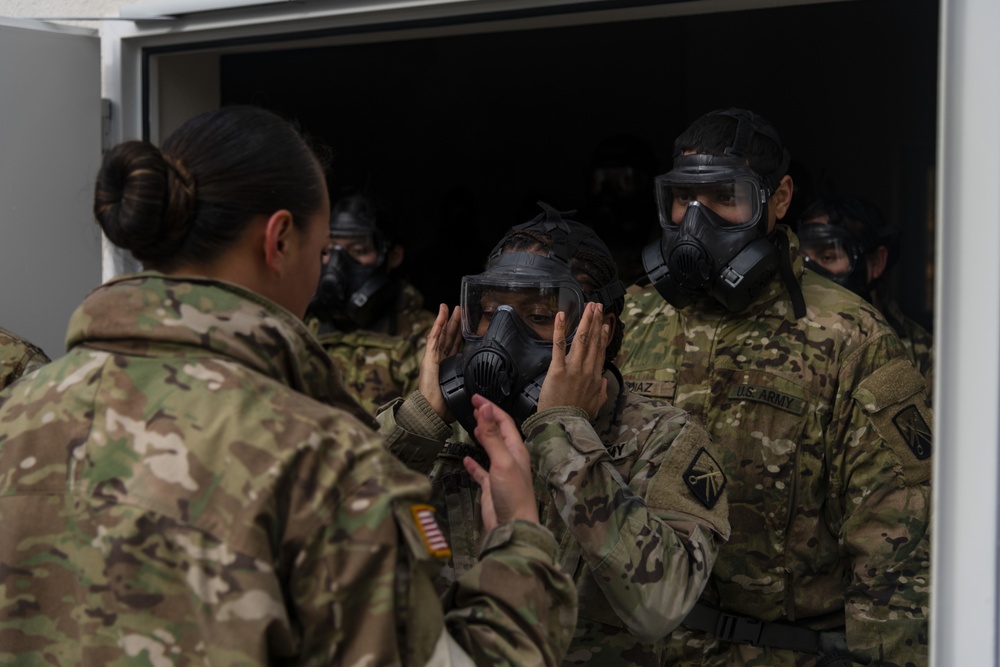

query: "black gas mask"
(309, 210), (393, 330)
(438, 206), (625, 436)
(642, 110), (792, 313)
(797, 223), (871, 301)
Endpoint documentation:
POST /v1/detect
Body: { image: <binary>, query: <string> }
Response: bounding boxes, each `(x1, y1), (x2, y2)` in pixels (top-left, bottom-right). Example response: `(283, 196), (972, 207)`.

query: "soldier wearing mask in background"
(379, 203), (730, 666)
(618, 108), (931, 666)
(797, 195), (934, 396)
(0, 326), (50, 390)
(578, 134), (660, 285)
(306, 192), (435, 415)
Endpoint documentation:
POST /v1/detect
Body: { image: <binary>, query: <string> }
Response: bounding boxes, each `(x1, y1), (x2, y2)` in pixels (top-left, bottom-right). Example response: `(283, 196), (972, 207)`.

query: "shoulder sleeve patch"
(893, 405), (932, 461)
(393, 502), (452, 560)
(852, 357), (933, 484)
(410, 504), (452, 558)
(683, 448), (727, 509)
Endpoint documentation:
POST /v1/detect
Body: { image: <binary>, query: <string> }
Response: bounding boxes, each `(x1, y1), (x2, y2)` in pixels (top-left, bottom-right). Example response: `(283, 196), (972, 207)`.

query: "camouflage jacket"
(308, 281), (436, 416)
(617, 226), (932, 667)
(883, 299), (934, 399)
(0, 273), (577, 667)
(0, 325), (50, 390)
(378, 372), (731, 667)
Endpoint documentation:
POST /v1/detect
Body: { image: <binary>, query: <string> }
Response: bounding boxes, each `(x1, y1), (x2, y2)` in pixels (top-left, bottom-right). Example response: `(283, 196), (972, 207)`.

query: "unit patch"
(729, 384), (806, 415)
(893, 405), (932, 460)
(410, 504), (452, 558)
(683, 447), (726, 509)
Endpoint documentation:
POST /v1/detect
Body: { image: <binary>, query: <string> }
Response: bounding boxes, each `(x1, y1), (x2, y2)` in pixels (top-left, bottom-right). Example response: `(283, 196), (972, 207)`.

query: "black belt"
(683, 603), (845, 654)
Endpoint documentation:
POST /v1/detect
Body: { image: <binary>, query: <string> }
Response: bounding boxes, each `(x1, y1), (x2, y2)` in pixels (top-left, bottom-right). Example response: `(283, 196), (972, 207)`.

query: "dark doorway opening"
(221, 0), (938, 327)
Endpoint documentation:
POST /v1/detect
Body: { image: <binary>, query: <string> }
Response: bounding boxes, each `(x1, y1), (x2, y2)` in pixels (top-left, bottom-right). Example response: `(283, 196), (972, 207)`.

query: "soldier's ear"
(263, 210), (295, 275)
(387, 243), (404, 271)
(771, 175), (794, 222)
(868, 246), (890, 281)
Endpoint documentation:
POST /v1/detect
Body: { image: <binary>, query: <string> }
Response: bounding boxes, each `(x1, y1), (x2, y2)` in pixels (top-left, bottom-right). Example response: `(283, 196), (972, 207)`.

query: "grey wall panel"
(0, 20), (102, 360)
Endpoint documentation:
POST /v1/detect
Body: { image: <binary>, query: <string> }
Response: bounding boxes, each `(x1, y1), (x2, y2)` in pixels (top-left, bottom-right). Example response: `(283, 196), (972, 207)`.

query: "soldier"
(0, 106), (577, 666)
(618, 108), (931, 666)
(306, 192), (436, 415)
(0, 325), (49, 390)
(797, 195), (934, 394)
(378, 203), (731, 666)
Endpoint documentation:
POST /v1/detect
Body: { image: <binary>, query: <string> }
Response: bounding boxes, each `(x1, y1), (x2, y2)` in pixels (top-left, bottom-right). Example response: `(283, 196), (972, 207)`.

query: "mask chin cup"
(710, 237), (779, 312)
(643, 236), (779, 313)
(439, 353), (545, 437)
(439, 354), (475, 434)
(642, 238), (694, 309)
(344, 273), (393, 328)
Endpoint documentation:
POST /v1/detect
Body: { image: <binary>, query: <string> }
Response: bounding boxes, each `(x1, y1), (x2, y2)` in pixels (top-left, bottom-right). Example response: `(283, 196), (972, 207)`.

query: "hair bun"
(93, 141), (196, 264)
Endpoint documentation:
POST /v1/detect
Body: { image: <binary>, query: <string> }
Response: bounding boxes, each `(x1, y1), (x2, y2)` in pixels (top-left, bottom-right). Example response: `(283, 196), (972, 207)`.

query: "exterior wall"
(0, 1), (151, 33)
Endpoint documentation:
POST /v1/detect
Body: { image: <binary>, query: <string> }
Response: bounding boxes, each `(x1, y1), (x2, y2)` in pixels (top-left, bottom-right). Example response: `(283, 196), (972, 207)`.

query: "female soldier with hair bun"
(0, 105), (576, 666)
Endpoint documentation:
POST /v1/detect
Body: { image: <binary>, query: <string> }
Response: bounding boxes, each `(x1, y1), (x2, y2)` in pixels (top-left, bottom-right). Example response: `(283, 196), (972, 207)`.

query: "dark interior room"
(220, 0), (939, 327)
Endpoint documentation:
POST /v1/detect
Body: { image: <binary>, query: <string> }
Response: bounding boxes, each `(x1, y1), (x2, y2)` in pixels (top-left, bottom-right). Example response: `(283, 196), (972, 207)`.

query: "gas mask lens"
(461, 278), (586, 342)
(797, 225), (858, 277)
(655, 176), (764, 228)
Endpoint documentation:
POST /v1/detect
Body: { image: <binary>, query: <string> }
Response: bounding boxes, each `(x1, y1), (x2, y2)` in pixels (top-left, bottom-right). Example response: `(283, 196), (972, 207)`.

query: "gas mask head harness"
(642, 108), (796, 313)
(797, 197), (898, 303)
(309, 200), (394, 330)
(438, 203), (625, 437)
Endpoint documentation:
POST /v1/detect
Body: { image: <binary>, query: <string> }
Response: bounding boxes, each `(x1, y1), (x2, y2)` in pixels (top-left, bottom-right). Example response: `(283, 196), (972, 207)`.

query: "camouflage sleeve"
(520, 405), (729, 643)
(0, 331), (51, 390)
(376, 391), (453, 472)
(292, 450), (576, 666)
(831, 346), (932, 666)
(443, 520), (579, 667)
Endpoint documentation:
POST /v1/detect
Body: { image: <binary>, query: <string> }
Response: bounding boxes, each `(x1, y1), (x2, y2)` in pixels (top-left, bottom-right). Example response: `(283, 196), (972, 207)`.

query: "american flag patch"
(411, 504), (452, 558)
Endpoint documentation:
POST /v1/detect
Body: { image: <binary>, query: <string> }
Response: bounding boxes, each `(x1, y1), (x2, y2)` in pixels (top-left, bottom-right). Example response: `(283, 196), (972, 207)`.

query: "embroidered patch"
(683, 448), (726, 509)
(624, 378), (676, 400)
(728, 384), (806, 415)
(410, 504), (452, 558)
(893, 405), (932, 460)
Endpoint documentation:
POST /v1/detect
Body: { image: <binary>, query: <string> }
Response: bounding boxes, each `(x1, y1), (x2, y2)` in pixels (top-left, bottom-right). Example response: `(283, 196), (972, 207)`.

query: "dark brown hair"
(94, 106), (326, 271)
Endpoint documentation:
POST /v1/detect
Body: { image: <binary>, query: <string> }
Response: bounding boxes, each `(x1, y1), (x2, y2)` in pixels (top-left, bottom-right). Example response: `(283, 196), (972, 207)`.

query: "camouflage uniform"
(378, 371), (731, 666)
(617, 225), (931, 667)
(0, 325), (50, 390)
(309, 281), (436, 416)
(0, 273), (577, 666)
(883, 299), (934, 397)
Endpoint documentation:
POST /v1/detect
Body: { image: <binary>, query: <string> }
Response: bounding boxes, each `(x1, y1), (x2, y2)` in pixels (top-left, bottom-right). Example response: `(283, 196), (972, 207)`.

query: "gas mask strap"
(722, 112), (755, 160)
(709, 108), (791, 195)
(592, 280), (626, 309)
(606, 362), (628, 426)
(774, 230), (807, 319)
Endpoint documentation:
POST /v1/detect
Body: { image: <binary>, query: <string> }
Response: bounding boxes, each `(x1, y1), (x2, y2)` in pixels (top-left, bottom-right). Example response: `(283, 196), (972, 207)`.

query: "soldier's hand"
(537, 302), (609, 419)
(463, 395), (539, 532)
(419, 304), (463, 422)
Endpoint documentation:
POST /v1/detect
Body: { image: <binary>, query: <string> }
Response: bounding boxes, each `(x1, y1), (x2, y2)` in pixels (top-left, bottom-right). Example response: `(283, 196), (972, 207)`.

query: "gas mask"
(642, 108), (791, 313)
(797, 222), (871, 301)
(642, 153), (779, 312)
(438, 206), (624, 435)
(309, 208), (393, 330)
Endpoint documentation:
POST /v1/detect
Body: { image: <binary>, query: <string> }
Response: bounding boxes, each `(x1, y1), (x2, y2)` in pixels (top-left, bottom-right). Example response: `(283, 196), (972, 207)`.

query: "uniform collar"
(67, 272), (376, 428)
